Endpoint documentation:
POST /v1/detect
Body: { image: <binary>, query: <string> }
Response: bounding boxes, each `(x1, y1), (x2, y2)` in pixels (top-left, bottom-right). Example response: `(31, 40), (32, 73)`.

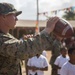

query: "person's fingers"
(48, 17), (59, 23)
(51, 17), (59, 23)
(47, 17), (59, 28)
(45, 16), (60, 34)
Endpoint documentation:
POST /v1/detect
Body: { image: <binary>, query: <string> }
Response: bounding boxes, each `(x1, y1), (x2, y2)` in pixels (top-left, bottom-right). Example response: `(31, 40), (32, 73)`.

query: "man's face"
(4, 13), (18, 29)
(61, 49), (68, 56)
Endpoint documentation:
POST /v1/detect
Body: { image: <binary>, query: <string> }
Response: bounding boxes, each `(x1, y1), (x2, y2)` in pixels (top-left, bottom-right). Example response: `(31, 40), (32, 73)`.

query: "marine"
(0, 2), (62, 75)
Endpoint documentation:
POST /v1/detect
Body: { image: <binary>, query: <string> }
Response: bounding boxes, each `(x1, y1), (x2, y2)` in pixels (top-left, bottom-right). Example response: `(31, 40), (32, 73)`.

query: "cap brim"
(6, 11), (22, 16)
(15, 11), (22, 16)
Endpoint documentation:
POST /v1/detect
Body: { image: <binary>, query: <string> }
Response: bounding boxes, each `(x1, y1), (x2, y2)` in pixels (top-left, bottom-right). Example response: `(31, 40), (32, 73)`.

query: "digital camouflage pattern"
(0, 2), (62, 75)
(50, 39), (61, 75)
(0, 3), (22, 16)
(50, 39), (61, 65)
(0, 31), (59, 75)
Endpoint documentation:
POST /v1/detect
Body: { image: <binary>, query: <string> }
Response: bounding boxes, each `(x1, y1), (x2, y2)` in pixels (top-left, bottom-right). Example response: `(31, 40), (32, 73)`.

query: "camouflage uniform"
(0, 3), (61, 75)
(0, 31), (57, 75)
(50, 39), (61, 75)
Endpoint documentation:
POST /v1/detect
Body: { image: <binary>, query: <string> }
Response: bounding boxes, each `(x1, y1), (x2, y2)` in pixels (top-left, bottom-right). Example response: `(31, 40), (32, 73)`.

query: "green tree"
(63, 11), (75, 20)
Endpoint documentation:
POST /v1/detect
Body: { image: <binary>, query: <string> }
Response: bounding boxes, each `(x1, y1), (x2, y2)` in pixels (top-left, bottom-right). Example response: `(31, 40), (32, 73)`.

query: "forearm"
(36, 66), (48, 71)
(20, 31), (53, 59)
(54, 65), (61, 69)
(27, 66), (48, 71)
(0, 31), (54, 60)
(27, 66), (35, 70)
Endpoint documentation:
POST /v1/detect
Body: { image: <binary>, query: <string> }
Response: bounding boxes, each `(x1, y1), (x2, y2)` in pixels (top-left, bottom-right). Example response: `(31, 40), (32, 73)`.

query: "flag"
(35, 21), (39, 34)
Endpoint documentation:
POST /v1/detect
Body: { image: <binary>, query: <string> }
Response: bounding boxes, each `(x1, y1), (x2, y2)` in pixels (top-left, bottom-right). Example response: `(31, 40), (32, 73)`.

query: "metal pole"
(37, 0), (39, 22)
(36, 0), (39, 33)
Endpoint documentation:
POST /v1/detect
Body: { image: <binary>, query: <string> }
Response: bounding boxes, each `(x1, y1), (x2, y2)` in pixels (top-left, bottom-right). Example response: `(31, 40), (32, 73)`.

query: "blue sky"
(0, 0), (75, 20)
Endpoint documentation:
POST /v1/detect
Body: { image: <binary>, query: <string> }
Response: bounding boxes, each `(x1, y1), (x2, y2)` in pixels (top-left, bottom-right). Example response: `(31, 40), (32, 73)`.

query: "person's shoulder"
(40, 55), (47, 60)
(55, 55), (62, 62)
(62, 61), (69, 68)
(56, 55), (61, 59)
(40, 55), (46, 58)
(39, 55), (44, 59)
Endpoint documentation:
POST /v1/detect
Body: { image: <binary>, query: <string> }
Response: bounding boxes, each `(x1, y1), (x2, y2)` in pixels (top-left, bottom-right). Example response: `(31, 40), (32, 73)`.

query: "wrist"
(41, 29), (50, 35)
(43, 28), (52, 34)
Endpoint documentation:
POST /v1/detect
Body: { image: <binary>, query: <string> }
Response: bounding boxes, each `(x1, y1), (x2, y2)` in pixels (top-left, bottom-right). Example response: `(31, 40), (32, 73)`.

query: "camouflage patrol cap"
(0, 3), (22, 16)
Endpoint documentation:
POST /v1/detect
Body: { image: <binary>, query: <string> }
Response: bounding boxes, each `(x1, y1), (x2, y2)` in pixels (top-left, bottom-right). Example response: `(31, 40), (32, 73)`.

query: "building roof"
(16, 20), (75, 27)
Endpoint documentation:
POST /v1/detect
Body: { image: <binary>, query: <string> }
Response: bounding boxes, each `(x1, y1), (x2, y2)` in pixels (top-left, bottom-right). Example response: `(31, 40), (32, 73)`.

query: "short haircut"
(60, 47), (67, 52)
(68, 47), (75, 54)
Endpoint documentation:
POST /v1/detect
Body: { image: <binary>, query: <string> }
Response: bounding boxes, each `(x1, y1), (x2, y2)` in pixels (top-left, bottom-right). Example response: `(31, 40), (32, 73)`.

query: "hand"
(32, 66), (37, 71)
(45, 16), (59, 34)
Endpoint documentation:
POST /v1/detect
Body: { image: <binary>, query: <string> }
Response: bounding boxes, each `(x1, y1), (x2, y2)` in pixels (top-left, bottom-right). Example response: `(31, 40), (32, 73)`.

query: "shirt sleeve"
(27, 58), (31, 66)
(43, 57), (49, 67)
(0, 31), (55, 60)
(54, 57), (60, 66)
